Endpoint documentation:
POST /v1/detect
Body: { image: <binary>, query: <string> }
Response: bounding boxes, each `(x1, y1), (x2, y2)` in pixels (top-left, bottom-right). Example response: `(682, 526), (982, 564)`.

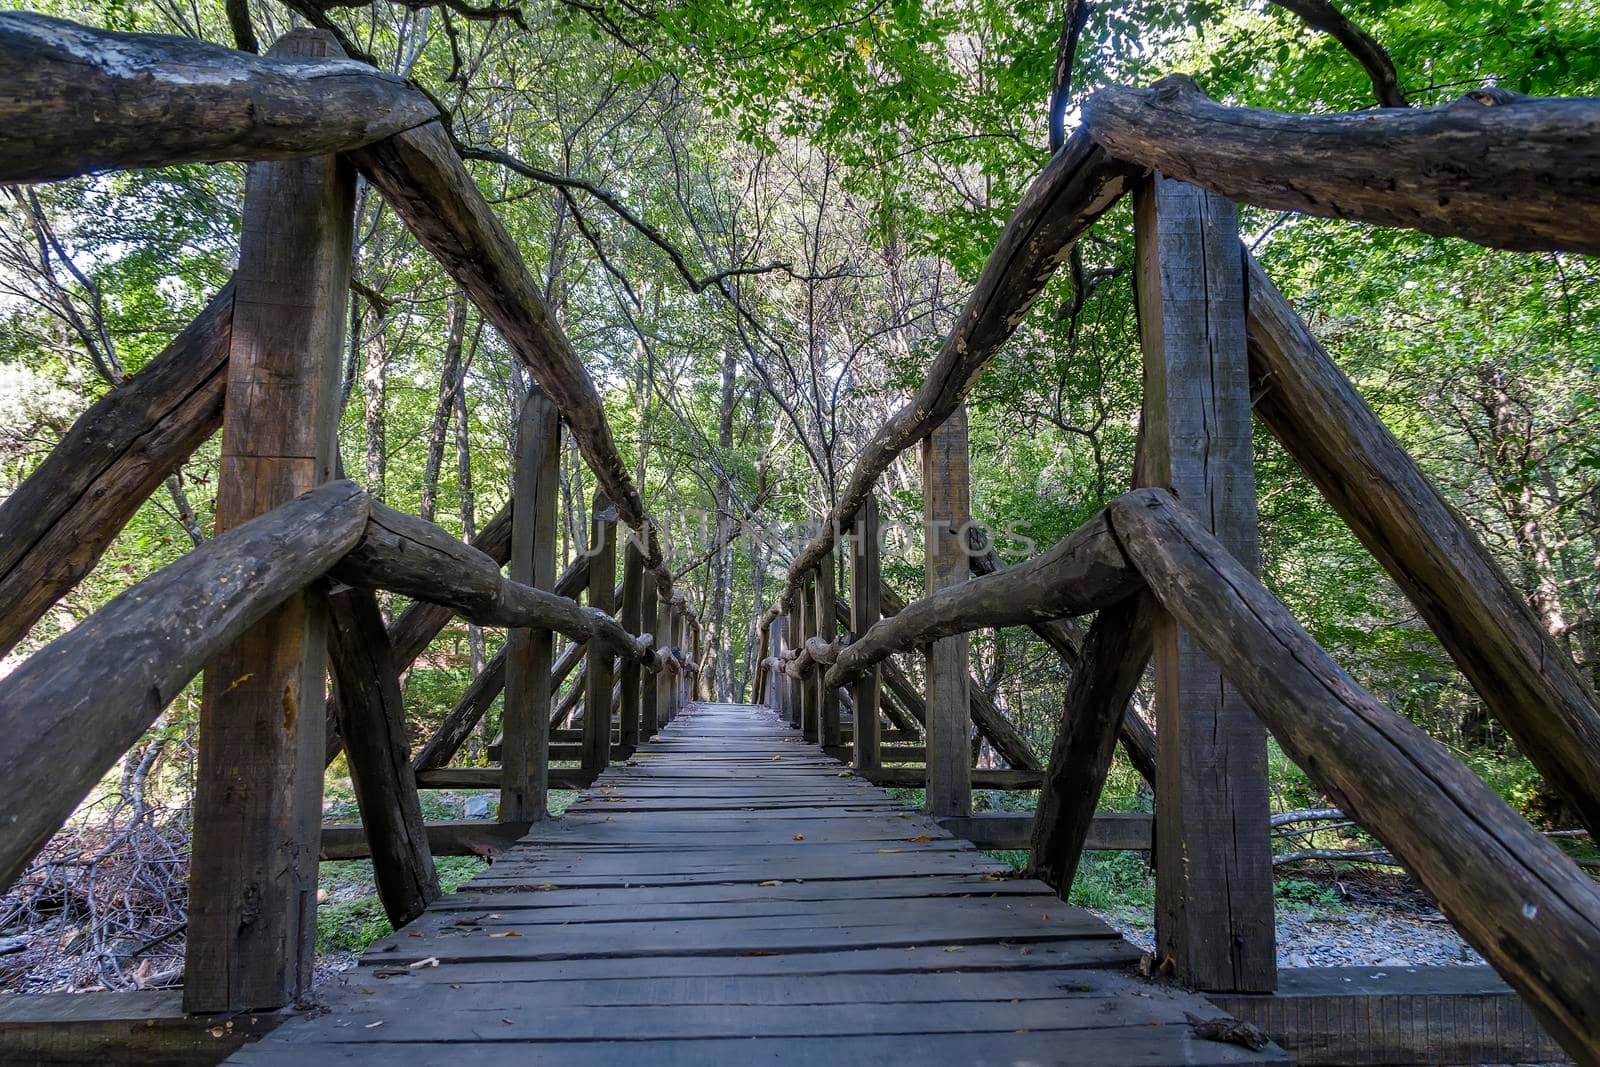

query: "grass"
(314, 787), (581, 955)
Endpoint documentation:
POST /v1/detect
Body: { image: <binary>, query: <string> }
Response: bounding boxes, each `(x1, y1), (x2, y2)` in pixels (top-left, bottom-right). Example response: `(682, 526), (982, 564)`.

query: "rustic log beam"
(0, 13), (437, 184)
(943, 812), (1152, 852)
(816, 546), (842, 748)
(326, 587), (440, 927)
(863, 767), (1043, 790)
(764, 130), (1136, 623)
(826, 514), (1140, 689)
(584, 494), (618, 773)
(1028, 593), (1157, 895)
(346, 123), (675, 597)
(0, 281), (233, 658)
(1109, 487), (1600, 1063)
(415, 767), (597, 790)
(320, 820), (529, 861)
(0, 481), (368, 894)
(850, 495), (883, 772)
(1245, 250), (1600, 838)
(618, 535), (646, 756)
(332, 501), (655, 665)
(1081, 75), (1600, 255)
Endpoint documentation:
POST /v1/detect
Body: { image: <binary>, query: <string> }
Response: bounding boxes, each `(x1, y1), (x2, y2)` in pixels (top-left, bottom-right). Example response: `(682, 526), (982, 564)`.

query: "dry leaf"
(943, 945), (963, 953)
(364, 1021), (385, 1029)
(792, 834), (806, 841)
(488, 931), (523, 938)
(409, 957), (440, 969)
(877, 848), (902, 854)
(909, 835), (931, 843)
(757, 879), (784, 887)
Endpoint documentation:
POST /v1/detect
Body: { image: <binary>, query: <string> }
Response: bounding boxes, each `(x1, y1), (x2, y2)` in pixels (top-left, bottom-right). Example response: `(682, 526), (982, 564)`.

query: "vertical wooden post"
(799, 572), (819, 742)
(691, 619), (703, 701)
(585, 494), (618, 771)
(851, 495), (882, 773)
(816, 546), (841, 749)
(618, 534), (645, 756)
(785, 599), (804, 729)
(671, 598), (687, 719)
(185, 28), (354, 1014)
(1135, 173), (1275, 993)
(501, 385), (559, 822)
(922, 405), (972, 818)
(651, 588), (671, 735)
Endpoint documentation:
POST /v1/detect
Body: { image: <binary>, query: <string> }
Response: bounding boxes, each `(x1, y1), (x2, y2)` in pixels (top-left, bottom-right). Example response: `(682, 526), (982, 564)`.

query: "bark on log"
(326, 587), (440, 927)
(1029, 593), (1156, 895)
(333, 501), (655, 664)
(1245, 251), (1600, 837)
(827, 515), (1139, 689)
(1109, 487), (1600, 1064)
(0, 13), (437, 184)
(346, 124), (674, 596)
(0, 281), (233, 657)
(1082, 75), (1600, 255)
(0, 481), (368, 892)
(385, 503), (518, 669)
(764, 129), (1136, 622)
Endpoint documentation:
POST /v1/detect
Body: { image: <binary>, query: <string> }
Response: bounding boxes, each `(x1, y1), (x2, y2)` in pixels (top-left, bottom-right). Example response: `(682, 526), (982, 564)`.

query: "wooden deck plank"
(231, 702), (1285, 1065)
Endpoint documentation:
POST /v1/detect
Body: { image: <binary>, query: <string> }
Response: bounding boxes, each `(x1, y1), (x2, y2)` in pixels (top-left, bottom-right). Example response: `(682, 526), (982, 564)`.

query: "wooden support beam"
(0, 990), (283, 1065)
(645, 589), (667, 738)
(922, 405), (972, 818)
(1205, 966), (1568, 1066)
(1135, 173), (1274, 994)
(1029, 593), (1157, 895)
(0, 12), (438, 183)
(940, 812), (1152, 852)
(863, 767), (1043, 790)
(1082, 75), (1600, 256)
(1111, 487), (1600, 1062)
(816, 543), (842, 749)
(500, 383), (560, 823)
(799, 573), (819, 742)
(0, 481), (368, 894)
(618, 534), (645, 756)
(851, 495), (882, 773)
(347, 122), (676, 597)
(0, 281), (233, 657)
(671, 599), (688, 721)
(1245, 250), (1600, 837)
(410, 644), (506, 772)
(326, 587), (440, 927)
(786, 598), (804, 729)
(187, 34), (355, 1010)
(584, 495), (617, 772)
(415, 767), (597, 791)
(320, 820), (529, 861)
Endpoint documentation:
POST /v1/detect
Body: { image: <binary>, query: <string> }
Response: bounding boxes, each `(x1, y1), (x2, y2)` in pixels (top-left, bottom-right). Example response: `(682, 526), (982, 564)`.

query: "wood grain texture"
(0, 989), (283, 1065)
(921, 406), (973, 818)
(501, 384), (560, 822)
(1135, 173), (1274, 994)
(1110, 487), (1600, 1063)
(1083, 74), (1600, 255)
(188, 50), (355, 1008)
(0, 281), (233, 657)
(618, 536), (646, 755)
(1246, 250), (1600, 837)
(815, 547), (842, 748)
(0, 481), (368, 895)
(0, 12), (437, 183)
(385, 503), (521, 668)
(327, 587), (440, 926)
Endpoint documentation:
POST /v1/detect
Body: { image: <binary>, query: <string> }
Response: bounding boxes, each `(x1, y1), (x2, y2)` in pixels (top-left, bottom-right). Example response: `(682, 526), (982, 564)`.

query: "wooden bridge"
(231, 702), (1285, 1066)
(1, 11), (1598, 1066)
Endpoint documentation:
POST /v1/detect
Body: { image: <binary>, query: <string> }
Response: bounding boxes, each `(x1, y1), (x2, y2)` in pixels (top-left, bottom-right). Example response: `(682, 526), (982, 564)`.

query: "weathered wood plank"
(1135, 173), (1274, 993)
(326, 587), (440, 927)
(319, 820), (530, 861)
(943, 812), (1153, 852)
(187, 41), (355, 1009)
(0, 989), (282, 1066)
(0, 12), (437, 183)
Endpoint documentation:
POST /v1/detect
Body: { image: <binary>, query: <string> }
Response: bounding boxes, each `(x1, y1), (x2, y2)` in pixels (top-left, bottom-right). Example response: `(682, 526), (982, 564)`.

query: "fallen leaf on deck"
(757, 879), (784, 886)
(792, 834), (806, 841)
(909, 835), (931, 843)
(488, 931), (523, 938)
(409, 957), (440, 969)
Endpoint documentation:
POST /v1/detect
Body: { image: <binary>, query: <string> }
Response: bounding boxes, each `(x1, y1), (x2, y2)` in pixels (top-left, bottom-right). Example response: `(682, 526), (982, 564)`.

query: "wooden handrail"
(0, 13), (438, 183)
